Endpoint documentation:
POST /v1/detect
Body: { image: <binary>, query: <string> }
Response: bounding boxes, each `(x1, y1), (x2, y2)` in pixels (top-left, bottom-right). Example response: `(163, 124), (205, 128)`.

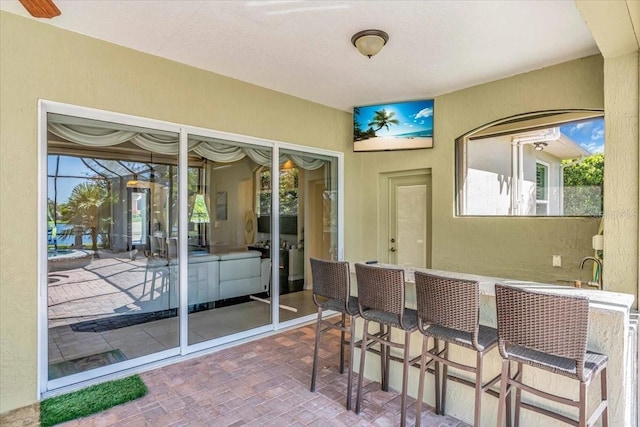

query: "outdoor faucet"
(579, 256), (603, 289)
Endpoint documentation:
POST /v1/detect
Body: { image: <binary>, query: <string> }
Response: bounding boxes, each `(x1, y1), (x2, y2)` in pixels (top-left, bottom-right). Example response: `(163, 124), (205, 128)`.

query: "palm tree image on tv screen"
(353, 99), (434, 152)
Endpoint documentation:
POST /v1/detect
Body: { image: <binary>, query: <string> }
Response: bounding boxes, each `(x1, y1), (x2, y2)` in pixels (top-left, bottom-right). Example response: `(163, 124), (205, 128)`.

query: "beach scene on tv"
(353, 99), (434, 152)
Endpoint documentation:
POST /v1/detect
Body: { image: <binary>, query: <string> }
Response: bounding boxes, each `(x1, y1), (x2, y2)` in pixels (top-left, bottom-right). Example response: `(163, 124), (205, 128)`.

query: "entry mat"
(48, 349), (127, 380)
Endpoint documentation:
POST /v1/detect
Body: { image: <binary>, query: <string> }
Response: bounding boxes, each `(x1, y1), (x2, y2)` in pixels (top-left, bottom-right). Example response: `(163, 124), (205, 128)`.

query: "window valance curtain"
(48, 123), (326, 170)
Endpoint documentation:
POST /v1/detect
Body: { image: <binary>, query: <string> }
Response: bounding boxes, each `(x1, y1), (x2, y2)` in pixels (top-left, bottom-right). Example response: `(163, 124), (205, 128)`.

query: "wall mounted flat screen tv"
(257, 215), (298, 235)
(353, 99), (434, 152)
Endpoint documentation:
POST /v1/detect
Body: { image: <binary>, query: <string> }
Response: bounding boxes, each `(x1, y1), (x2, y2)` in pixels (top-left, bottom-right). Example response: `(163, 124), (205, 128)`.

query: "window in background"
(457, 111), (604, 217)
(535, 161), (549, 215)
(256, 166), (299, 235)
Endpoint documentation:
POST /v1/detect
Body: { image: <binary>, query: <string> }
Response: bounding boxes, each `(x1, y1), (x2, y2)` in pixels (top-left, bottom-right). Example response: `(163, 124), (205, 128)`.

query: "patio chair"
(413, 272), (504, 427)
(143, 237), (170, 301)
(354, 263), (418, 427)
(495, 284), (608, 427)
(309, 257), (359, 410)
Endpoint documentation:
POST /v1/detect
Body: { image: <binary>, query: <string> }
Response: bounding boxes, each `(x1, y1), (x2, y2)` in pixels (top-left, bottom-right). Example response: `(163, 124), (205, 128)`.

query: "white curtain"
(193, 140), (247, 163)
(48, 123), (328, 170)
(288, 154), (325, 170)
(49, 123), (137, 147)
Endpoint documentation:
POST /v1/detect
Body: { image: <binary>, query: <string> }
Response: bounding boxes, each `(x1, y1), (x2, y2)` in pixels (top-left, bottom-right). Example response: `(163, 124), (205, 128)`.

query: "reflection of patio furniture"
(149, 236), (167, 259)
(167, 237), (178, 260)
(143, 254), (170, 302)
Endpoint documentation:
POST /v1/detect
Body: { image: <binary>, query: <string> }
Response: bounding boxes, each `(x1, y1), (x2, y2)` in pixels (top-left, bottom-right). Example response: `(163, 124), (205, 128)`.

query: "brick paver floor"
(59, 323), (468, 426)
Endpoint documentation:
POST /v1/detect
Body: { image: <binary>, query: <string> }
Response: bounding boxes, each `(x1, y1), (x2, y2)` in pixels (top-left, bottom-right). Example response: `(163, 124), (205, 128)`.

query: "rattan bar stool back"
(495, 284), (608, 427)
(354, 263), (418, 427)
(309, 257), (359, 410)
(414, 272), (503, 427)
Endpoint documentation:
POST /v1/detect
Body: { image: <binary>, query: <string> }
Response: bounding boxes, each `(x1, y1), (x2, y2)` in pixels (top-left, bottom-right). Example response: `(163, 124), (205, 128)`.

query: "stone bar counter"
(350, 265), (637, 426)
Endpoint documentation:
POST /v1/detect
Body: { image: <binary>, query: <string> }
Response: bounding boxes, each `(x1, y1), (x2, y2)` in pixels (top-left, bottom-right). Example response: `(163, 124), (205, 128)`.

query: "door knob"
(390, 238), (396, 243)
(390, 247), (396, 252)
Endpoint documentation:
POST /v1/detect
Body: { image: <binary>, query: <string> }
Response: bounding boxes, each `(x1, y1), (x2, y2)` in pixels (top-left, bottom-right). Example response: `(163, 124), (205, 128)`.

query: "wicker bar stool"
(495, 284), (608, 427)
(354, 263), (418, 427)
(413, 272), (503, 427)
(309, 257), (359, 410)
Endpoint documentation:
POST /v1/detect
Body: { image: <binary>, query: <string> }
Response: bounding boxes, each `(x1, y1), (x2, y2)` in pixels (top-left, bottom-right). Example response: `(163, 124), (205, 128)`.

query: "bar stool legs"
(381, 324), (389, 392)
(310, 308), (323, 394)
(355, 318), (370, 415)
(497, 360), (509, 427)
(346, 315), (356, 410)
(310, 309), (356, 410)
(400, 329), (411, 427)
(339, 313), (346, 374)
(355, 320), (412, 427)
(309, 258), (360, 411)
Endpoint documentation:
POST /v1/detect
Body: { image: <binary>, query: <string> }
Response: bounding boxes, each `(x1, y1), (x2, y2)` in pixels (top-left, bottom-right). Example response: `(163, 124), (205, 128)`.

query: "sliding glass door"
(46, 113), (180, 385)
(185, 135), (274, 346)
(41, 101), (343, 392)
(275, 148), (340, 324)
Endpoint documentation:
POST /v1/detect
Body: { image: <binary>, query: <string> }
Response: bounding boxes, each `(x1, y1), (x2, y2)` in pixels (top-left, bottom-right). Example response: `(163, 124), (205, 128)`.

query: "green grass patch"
(40, 375), (147, 427)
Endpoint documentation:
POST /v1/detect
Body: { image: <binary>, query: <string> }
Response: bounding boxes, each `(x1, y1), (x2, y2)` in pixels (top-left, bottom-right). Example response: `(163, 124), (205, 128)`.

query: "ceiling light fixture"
(351, 29), (389, 58)
(534, 142), (548, 151)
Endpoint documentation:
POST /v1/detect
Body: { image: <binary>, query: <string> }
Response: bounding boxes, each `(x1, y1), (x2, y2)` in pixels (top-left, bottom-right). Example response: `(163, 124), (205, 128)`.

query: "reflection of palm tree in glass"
(368, 109), (399, 133)
(61, 182), (106, 254)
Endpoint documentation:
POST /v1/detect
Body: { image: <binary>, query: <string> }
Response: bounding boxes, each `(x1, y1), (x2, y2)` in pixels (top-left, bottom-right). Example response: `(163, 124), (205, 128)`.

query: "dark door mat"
(70, 309), (178, 332)
(48, 349), (127, 380)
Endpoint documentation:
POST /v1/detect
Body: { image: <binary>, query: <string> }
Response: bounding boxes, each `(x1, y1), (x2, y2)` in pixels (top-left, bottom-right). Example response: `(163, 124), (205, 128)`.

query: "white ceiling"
(0, 0), (599, 112)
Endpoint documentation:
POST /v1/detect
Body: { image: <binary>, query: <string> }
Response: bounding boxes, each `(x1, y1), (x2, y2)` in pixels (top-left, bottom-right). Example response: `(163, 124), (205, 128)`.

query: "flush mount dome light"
(351, 29), (389, 58)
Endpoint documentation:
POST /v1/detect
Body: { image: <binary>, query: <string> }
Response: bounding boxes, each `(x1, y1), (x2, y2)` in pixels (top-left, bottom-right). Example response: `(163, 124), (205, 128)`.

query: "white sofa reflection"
(165, 249), (269, 308)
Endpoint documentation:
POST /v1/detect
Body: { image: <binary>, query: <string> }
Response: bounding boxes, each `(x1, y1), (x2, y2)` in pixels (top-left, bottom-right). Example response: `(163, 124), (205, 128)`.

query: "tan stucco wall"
(0, 11), (353, 413)
(603, 51), (640, 299)
(351, 56), (605, 285)
(1, 8), (638, 416)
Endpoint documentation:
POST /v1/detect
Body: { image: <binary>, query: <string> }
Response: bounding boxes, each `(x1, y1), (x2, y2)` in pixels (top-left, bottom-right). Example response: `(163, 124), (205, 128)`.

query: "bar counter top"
(349, 264), (637, 426)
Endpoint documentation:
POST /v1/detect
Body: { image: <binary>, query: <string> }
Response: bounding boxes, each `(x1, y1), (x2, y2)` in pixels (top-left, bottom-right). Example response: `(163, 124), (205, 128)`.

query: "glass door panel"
(186, 135), (272, 345)
(277, 149), (339, 323)
(46, 113), (180, 381)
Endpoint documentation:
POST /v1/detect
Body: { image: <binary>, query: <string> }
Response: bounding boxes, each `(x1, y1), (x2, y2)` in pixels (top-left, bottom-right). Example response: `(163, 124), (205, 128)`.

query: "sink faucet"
(579, 256), (603, 289)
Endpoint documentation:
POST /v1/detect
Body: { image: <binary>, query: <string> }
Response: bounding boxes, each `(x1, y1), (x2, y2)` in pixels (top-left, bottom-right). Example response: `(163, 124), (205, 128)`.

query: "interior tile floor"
(49, 291), (317, 366)
(47, 251), (317, 374)
(59, 323), (469, 426)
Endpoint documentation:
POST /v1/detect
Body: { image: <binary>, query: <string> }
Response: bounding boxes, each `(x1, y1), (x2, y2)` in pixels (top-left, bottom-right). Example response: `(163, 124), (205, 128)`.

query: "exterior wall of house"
(354, 55), (605, 284)
(465, 136), (513, 215)
(464, 135), (564, 216)
(603, 50), (639, 298)
(1, 8), (638, 417)
(0, 11), (353, 414)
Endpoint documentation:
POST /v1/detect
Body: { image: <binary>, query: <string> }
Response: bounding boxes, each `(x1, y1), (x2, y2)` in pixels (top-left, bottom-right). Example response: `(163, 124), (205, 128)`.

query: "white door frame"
(378, 169), (432, 267)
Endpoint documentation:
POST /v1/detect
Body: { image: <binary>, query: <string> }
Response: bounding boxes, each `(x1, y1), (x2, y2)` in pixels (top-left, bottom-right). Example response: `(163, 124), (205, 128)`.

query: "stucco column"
(602, 51), (639, 305)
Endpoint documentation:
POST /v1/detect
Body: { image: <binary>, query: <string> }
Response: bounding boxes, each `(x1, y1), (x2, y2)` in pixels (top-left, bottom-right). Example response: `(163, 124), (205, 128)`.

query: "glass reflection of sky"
(560, 117), (604, 154)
